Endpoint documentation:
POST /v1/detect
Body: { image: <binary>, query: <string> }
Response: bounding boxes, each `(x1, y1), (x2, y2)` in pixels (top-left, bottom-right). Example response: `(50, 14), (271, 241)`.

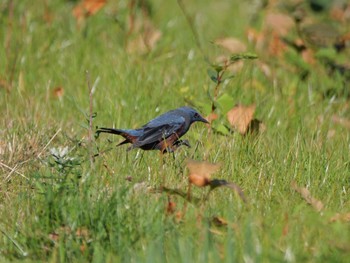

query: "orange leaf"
(189, 173), (211, 187)
(166, 201), (176, 214)
(75, 227), (89, 239)
(53, 86), (64, 98)
(187, 160), (220, 187)
(48, 232), (60, 241)
(206, 113), (218, 123)
(126, 27), (161, 54)
(227, 104), (256, 135)
(265, 13), (294, 37)
(73, 0), (106, 20)
(268, 33), (287, 57)
(291, 181), (324, 212)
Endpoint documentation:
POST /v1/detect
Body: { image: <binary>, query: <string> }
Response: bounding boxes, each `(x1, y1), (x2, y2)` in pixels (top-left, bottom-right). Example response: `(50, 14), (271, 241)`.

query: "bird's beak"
(199, 115), (209, 124)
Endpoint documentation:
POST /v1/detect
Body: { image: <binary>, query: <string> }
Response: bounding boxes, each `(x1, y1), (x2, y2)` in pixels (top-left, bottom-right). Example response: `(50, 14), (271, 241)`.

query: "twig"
(37, 128), (61, 158)
(0, 228), (27, 256)
(0, 160), (28, 181)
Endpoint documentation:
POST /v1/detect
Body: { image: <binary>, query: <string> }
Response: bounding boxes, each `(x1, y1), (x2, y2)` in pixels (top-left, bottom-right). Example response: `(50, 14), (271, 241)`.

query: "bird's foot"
(162, 140), (191, 154)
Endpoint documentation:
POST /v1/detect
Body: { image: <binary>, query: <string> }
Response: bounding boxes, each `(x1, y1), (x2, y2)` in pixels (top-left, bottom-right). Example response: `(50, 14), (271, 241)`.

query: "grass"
(1, 0), (350, 262)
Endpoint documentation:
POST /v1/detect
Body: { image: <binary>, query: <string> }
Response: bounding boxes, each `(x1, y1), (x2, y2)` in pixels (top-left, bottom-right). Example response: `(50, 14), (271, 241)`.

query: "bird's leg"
(173, 139), (191, 149)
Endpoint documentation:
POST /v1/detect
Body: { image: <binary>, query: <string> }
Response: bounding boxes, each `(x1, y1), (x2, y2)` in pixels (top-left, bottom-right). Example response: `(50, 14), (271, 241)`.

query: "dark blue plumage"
(96, 106), (208, 153)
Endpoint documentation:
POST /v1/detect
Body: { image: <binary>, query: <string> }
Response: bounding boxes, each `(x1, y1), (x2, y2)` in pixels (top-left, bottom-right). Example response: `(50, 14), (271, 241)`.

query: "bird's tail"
(96, 127), (124, 136)
(95, 127), (139, 146)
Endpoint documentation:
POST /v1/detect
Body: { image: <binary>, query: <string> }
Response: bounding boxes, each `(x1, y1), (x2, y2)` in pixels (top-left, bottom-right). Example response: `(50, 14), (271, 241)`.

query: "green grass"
(1, 0), (350, 262)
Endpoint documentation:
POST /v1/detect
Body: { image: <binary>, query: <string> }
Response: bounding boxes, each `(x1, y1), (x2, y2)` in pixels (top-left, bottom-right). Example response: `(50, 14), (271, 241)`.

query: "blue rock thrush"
(96, 106), (208, 153)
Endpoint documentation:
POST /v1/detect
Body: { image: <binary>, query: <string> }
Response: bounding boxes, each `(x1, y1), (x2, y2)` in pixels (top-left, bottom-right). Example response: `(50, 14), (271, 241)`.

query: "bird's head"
(181, 107), (209, 124)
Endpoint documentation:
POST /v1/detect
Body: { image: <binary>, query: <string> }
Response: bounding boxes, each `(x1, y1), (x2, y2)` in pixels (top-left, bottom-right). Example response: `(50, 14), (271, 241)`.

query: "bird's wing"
(134, 116), (185, 147)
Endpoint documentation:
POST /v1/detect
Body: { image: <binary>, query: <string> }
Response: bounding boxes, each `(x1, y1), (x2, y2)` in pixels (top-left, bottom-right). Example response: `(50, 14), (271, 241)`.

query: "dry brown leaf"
(175, 211), (183, 222)
(48, 226), (72, 241)
(166, 201), (176, 214)
(214, 37), (247, 54)
(329, 213), (350, 223)
(73, 0), (106, 21)
(332, 115), (350, 130)
(246, 28), (264, 51)
(53, 86), (64, 98)
(301, 49), (316, 64)
(330, 4), (350, 23)
(0, 77), (9, 91)
(126, 27), (161, 54)
(206, 113), (218, 123)
(265, 13), (295, 37)
(268, 33), (287, 57)
(80, 244), (87, 253)
(227, 104), (256, 135)
(75, 227), (89, 239)
(212, 216), (228, 227)
(48, 232), (60, 242)
(187, 160), (220, 187)
(291, 181), (324, 212)
(188, 173), (210, 187)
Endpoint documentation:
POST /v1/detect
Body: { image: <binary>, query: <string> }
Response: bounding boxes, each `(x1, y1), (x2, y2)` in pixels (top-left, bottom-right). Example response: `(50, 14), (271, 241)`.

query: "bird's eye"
(194, 113), (199, 118)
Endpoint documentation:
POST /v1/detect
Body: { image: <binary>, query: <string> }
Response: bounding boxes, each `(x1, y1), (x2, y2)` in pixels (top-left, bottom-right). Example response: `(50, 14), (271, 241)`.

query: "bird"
(96, 106), (208, 153)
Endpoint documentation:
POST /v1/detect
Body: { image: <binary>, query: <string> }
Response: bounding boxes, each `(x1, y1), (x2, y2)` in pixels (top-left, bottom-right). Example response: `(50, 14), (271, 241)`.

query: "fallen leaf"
(48, 232), (59, 242)
(75, 227), (89, 239)
(175, 211), (183, 222)
(246, 28), (264, 51)
(227, 104), (256, 135)
(53, 86), (64, 98)
(48, 226), (72, 241)
(301, 49), (316, 64)
(188, 173), (211, 187)
(282, 213), (289, 237)
(265, 13), (294, 37)
(166, 200), (176, 214)
(0, 77), (9, 91)
(214, 37), (247, 54)
(73, 0), (106, 21)
(268, 32), (287, 57)
(212, 216), (228, 227)
(291, 181), (324, 212)
(187, 160), (220, 187)
(126, 19), (162, 54)
(206, 113), (218, 123)
(329, 213), (350, 223)
(80, 244), (87, 253)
